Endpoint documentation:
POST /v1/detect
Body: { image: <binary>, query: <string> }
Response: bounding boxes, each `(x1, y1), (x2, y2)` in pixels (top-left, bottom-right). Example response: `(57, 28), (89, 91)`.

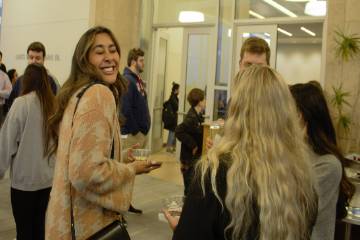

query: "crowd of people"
(0, 25), (355, 240)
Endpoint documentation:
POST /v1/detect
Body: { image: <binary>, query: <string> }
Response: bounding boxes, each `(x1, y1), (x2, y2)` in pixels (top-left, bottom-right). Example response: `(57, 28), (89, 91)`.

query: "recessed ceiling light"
(300, 26), (316, 36)
(243, 33), (251, 38)
(277, 27), (293, 37)
(178, 11), (204, 23)
(305, 0), (327, 16)
(249, 10), (265, 19)
(262, 0), (298, 18)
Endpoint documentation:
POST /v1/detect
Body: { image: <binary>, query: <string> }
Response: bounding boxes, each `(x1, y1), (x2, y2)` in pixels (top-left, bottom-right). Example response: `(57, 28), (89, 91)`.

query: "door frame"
(174, 26), (217, 158)
(148, 29), (169, 152)
(148, 26), (217, 153)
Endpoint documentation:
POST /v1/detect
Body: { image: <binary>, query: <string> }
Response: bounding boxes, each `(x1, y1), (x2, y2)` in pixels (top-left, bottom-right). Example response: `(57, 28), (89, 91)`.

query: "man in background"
(6, 42), (59, 110)
(121, 48), (151, 214)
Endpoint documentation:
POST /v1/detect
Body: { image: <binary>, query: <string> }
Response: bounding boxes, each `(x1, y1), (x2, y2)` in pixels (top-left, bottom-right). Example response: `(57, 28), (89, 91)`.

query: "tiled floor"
(0, 149), (183, 240)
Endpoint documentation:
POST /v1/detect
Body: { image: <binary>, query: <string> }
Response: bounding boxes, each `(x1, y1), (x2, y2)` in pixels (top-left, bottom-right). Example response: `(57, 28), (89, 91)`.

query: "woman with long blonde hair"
(168, 65), (318, 240)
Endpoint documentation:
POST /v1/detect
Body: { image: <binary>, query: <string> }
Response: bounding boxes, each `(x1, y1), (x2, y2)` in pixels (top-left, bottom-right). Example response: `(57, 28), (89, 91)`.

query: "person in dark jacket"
(175, 88), (205, 196)
(5, 42), (58, 111)
(163, 82), (179, 152)
(121, 48), (150, 214)
(121, 48), (150, 149)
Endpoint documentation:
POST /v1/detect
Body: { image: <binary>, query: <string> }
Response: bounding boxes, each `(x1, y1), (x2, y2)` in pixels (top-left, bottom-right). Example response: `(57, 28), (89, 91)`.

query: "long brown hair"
(21, 63), (55, 157)
(48, 26), (127, 155)
(290, 83), (355, 208)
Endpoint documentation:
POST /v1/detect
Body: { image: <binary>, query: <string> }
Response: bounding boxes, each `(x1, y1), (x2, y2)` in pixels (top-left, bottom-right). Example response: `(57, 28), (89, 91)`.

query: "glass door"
(176, 27), (216, 157)
(150, 30), (169, 152)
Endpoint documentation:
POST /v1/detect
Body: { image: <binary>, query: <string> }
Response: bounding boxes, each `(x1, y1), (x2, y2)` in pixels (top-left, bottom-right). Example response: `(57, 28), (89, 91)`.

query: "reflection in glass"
(184, 34), (210, 112)
(242, 32), (271, 46)
(213, 90), (227, 120)
(235, 0), (327, 20)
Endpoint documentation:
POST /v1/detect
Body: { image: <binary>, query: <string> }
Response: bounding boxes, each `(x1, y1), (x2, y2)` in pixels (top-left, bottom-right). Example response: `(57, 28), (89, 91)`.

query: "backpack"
(162, 100), (177, 131)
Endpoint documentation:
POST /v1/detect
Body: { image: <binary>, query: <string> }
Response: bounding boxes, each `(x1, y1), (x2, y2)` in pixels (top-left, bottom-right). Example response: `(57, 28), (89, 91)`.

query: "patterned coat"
(46, 84), (135, 239)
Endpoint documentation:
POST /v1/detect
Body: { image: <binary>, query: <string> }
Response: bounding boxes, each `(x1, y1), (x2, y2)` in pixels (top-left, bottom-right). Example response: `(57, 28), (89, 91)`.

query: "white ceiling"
(278, 22), (323, 39)
(249, 0), (327, 18)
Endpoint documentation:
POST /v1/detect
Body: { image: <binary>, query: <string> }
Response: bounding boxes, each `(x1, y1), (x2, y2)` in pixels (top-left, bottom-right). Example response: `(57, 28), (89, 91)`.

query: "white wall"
(276, 43), (322, 85)
(0, 0), (91, 85)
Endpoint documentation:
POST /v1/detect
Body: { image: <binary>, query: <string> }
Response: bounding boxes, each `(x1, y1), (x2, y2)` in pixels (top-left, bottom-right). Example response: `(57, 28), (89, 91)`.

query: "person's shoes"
(128, 204), (143, 214)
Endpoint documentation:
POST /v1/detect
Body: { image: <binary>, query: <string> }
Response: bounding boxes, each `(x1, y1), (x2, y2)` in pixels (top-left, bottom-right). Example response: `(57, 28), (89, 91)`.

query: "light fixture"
(305, 0), (327, 16)
(228, 29), (232, 37)
(262, 0), (298, 17)
(300, 26), (316, 36)
(277, 27), (293, 37)
(243, 33), (251, 38)
(178, 11), (204, 23)
(249, 10), (265, 19)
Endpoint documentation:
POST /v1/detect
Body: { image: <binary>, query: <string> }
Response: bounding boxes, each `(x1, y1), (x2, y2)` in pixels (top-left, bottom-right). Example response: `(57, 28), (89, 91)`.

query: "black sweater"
(175, 107), (204, 164)
(174, 156), (317, 240)
(173, 157), (259, 240)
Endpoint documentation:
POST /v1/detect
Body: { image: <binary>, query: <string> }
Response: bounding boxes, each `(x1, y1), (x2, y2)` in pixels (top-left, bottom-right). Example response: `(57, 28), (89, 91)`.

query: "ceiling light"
(178, 11), (204, 23)
(228, 29), (232, 37)
(262, 0), (298, 17)
(300, 26), (316, 36)
(277, 27), (293, 37)
(243, 33), (250, 38)
(264, 33), (271, 37)
(305, 0), (327, 16)
(249, 10), (265, 19)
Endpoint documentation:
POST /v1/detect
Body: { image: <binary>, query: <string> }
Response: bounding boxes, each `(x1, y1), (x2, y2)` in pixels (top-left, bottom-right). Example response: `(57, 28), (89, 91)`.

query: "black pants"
(180, 163), (195, 196)
(11, 187), (51, 240)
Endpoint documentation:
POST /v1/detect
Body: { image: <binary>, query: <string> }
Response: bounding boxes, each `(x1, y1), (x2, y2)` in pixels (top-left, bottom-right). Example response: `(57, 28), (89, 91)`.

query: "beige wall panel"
(91, 0), (141, 72)
(324, 0), (360, 151)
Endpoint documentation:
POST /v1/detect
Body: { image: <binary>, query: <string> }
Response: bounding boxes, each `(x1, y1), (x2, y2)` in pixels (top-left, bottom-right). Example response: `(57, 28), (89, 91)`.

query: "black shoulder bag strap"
(70, 81), (102, 239)
(69, 81), (129, 240)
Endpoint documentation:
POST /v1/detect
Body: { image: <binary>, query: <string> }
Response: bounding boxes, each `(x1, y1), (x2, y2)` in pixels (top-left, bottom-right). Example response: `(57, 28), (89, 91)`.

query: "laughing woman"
(45, 26), (160, 239)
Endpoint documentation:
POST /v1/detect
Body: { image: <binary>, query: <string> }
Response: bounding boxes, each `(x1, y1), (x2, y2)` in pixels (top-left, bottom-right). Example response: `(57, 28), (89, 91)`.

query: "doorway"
(149, 27), (216, 154)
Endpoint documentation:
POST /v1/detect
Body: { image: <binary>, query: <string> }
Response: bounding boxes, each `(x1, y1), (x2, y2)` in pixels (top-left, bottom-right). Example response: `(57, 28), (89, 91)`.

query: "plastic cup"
(133, 149), (151, 161)
(163, 195), (184, 217)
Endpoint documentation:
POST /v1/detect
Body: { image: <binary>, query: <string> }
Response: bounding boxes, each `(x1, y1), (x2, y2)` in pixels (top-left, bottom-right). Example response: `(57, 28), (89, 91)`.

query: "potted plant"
(333, 30), (360, 220)
(332, 30), (360, 153)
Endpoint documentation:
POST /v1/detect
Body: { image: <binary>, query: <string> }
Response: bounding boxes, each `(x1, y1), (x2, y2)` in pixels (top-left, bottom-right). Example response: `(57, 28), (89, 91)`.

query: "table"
(343, 215), (360, 240)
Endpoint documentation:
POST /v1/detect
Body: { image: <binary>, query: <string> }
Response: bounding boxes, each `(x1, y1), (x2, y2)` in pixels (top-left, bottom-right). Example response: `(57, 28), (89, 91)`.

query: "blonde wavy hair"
(199, 65), (317, 240)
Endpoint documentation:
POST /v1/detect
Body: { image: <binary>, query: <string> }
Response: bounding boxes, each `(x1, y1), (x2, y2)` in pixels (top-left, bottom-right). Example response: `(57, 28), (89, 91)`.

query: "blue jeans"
(167, 130), (176, 147)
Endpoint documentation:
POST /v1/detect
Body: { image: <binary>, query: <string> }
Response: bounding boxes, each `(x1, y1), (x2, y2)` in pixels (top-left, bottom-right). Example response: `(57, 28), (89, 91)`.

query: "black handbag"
(70, 81), (131, 240)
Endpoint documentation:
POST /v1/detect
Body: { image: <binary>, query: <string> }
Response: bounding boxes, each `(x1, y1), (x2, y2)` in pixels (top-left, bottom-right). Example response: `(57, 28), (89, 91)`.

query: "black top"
(175, 107), (204, 164)
(163, 93), (179, 131)
(173, 156), (259, 240)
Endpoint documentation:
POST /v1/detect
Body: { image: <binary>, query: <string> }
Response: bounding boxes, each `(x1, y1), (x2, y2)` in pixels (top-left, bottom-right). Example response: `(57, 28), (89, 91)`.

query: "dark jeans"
(180, 163), (195, 196)
(11, 187), (51, 240)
